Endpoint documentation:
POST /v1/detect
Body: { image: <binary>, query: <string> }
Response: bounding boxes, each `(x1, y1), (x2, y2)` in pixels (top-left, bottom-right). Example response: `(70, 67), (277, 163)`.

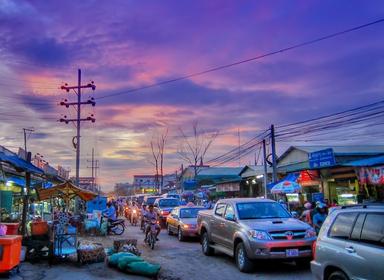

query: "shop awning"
(0, 147), (43, 175)
(267, 173), (300, 190)
(342, 156), (384, 167)
(36, 181), (97, 202)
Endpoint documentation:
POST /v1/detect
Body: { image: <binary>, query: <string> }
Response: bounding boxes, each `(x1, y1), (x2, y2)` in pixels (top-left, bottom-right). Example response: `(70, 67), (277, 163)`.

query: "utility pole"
(87, 148), (99, 191)
(21, 128), (33, 236)
(262, 139), (268, 198)
(270, 124), (278, 183)
(60, 69), (96, 212)
(238, 128), (241, 166)
(23, 128), (34, 159)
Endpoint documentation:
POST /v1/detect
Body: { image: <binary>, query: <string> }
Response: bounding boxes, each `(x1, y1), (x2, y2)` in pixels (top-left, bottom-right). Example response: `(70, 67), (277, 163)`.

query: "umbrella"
(36, 181), (97, 203)
(271, 180), (302, 194)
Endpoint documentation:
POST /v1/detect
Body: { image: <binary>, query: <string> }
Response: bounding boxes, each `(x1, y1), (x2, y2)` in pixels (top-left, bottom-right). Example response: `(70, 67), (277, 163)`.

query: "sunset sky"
(1, 1), (384, 190)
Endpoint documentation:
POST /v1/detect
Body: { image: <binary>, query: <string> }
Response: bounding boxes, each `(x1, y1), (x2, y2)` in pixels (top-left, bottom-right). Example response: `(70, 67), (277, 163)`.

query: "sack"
(0, 224), (7, 236)
(108, 252), (135, 267)
(126, 261), (161, 277)
(117, 255), (144, 270)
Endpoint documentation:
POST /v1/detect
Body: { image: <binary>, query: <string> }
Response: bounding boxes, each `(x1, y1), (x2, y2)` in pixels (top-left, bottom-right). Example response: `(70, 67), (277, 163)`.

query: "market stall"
(32, 181), (97, 262)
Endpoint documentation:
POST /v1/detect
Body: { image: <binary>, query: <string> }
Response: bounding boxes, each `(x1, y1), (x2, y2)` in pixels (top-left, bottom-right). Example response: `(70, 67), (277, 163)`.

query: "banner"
(358, 166), (384, 185)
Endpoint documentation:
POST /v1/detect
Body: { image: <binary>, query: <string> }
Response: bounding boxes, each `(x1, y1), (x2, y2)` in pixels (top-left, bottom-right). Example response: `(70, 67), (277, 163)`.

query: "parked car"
(311, 203), (384, 280)
(166, 206), (205, 241)
(162, 193), (181, 201)
(197, 198), (316, 272)
(154, 198), (180, 226)
(143, 195), (162, 206)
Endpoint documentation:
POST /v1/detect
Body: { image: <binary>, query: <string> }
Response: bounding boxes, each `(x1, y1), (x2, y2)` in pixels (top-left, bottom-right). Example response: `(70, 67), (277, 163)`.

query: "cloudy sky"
(0, 0), (384, 190)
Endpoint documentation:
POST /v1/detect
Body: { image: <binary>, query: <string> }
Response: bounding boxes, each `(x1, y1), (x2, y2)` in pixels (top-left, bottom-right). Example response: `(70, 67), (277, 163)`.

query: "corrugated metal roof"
(342, 155), (384, 167)
(294, 145), (384, 155)
(198, 167), (243, 176)
(0, 145), (44, 175)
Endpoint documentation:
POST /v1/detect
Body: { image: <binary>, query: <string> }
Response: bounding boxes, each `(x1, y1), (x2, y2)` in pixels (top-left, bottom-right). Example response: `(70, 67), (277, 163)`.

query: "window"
(224, 205), (235, 219)
(236, 202), (290, 220)
(180, 208), (202, 218)
(360, 213), (384, 248)
(329, 212), (358, 240)
(215, 204), (226, 217)
(350, 213), (366, 241)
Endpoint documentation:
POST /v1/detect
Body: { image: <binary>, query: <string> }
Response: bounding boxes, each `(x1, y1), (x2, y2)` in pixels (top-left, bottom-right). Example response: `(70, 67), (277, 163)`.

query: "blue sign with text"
(309, 148), (336, 169)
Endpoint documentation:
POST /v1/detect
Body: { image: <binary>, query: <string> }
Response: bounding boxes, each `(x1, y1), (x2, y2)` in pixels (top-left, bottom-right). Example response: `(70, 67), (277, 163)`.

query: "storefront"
(214, 180), (241, 198)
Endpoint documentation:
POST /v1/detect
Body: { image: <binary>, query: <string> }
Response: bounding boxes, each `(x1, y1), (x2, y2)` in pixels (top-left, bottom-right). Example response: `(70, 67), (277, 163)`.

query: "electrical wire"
(96, 18), (384, 100)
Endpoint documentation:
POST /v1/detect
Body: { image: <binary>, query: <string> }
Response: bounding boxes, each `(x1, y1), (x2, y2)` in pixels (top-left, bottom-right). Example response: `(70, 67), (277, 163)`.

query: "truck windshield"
(180, 208), (202, 218)
(159, 199), (180, 207)
(236, 202), (291, 219)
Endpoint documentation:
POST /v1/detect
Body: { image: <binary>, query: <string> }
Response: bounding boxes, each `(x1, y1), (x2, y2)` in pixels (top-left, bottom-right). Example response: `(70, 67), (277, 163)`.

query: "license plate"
(286, 249), (299, 257)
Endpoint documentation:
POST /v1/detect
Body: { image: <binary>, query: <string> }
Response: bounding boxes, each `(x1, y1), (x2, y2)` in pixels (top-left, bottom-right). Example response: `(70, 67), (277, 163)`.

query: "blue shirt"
(105, 205), (116, 220)
(313, 213), (327, 228)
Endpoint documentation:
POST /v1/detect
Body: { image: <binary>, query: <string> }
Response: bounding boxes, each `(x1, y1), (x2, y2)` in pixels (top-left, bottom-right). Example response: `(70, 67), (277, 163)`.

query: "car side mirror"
(225, 213), (236, 221)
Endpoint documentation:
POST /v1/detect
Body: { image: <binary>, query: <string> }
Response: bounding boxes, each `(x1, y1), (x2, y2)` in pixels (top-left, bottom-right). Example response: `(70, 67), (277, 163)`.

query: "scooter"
(131, 209), (138, 226)
(102, 216), (125, 235)
(146, 219), (158, 250)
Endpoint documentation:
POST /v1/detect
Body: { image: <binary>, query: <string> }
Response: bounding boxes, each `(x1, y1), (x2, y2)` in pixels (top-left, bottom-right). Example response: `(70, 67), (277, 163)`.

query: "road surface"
(14, 220), (313, 279)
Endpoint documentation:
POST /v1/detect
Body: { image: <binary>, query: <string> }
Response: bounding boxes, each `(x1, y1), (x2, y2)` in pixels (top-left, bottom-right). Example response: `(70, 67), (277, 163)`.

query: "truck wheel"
(235, 243), (253, 273)
(201, 232), (214, 256)
(328, 271), (349, 280)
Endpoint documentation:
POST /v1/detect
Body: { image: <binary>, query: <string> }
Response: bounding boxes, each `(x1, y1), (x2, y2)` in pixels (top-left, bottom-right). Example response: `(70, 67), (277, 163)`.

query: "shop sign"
(312, 192), (324, 202)
(358, 166), (384, 185)
(309, 148), (336, 169)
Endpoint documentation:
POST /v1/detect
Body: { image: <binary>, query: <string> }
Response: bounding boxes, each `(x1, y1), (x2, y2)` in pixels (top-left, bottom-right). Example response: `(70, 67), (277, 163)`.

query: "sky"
(0, 0), (384, 191)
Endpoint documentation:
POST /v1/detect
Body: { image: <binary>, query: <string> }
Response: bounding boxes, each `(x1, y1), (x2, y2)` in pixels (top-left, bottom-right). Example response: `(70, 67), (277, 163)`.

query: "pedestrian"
(313, 203), (327, 234)
(300, 202), (312, 224)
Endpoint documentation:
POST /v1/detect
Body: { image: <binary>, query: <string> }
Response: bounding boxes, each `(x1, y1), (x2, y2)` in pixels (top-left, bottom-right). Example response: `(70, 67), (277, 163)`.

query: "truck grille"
(269, 230), (306, 240)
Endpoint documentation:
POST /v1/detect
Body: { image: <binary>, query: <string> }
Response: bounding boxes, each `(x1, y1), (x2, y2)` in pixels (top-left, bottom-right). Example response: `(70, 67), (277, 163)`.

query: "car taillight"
(312, 240), (317, 260)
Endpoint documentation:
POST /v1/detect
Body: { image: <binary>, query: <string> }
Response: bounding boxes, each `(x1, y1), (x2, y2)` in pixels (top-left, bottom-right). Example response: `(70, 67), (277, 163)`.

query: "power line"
(276, 99), (384, 130)
(96, 18), (384, 100)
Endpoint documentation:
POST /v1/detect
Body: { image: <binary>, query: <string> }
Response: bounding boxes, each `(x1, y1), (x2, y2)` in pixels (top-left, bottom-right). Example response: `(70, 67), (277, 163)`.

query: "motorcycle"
(124, 207), (131, 221)
(131, 209), (138, 226)
(146, 219), (158, 250)
(102, 216), (125, 235)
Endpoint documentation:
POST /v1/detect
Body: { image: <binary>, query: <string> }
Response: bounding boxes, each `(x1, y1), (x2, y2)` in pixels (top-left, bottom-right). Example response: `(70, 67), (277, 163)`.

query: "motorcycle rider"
(130, 202), (139, 225)
(103, 201), (117, 221)
(140, 203), (148, 230)
(144, 204), (161, 241)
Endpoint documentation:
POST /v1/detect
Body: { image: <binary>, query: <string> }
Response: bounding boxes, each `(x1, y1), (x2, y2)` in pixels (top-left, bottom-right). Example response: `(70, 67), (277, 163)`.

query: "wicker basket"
(77, 242), (105, 264)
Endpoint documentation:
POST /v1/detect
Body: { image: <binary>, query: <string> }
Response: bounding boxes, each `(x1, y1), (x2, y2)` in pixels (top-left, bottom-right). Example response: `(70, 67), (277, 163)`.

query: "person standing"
(313, 203), (327, 234)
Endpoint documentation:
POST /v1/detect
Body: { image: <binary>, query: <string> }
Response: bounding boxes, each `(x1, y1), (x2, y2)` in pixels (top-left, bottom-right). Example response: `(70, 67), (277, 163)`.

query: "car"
(311, 203), (384, 280)
(162, 193), (181, 201)
(197, 198), (316, 272)
(154, 198), (180, 226)
(166, 206), (205, 241)
(143, 195), (162, 206)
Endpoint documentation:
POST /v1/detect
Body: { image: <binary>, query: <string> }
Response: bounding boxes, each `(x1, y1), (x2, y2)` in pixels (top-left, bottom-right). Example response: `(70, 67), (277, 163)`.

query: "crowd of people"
(298, 199), (339, 234)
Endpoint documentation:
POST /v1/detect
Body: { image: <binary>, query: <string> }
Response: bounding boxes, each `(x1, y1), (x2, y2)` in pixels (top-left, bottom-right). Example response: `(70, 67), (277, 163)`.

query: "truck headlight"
(248, 230), (272, 240)
(305, 228), (316, 238)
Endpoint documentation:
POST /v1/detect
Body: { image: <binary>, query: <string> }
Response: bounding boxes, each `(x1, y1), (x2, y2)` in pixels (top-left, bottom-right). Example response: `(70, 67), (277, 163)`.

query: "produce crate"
(77, 242), (105, 264)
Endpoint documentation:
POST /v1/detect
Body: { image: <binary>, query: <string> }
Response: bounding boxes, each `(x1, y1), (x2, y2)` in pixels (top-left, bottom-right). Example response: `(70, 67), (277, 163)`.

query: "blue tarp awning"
(267, 172), (300, 190)
(0, 147), (44, 175)
(342, 155), (384, 167)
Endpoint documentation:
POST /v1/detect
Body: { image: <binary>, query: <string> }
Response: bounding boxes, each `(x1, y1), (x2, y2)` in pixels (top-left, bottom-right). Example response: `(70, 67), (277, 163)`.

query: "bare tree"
(148, 128), (169, 192)
(158, 128), (168, 189)
(149, 140), (160, 188)
(177, 121), (218, 177)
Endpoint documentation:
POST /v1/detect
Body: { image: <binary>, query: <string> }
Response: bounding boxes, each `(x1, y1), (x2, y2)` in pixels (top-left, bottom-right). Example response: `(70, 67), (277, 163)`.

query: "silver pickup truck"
(197, 198), (316, 272)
